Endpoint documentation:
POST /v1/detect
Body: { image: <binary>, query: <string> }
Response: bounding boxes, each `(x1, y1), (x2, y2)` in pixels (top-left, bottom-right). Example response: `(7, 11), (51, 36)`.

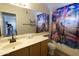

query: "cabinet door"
(29, 43), (41, 56)
(5, 47), (29, 56)
(40, 40), (48, 56)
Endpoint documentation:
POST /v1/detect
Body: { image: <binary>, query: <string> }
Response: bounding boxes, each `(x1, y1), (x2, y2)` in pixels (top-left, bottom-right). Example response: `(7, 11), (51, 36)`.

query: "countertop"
(0, 32), (48, 56)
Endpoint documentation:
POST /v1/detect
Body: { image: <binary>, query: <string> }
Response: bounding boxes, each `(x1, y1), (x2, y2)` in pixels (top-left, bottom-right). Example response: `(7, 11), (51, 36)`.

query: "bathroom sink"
(43, 34), (48, 37)
(1, 42), (21, 50)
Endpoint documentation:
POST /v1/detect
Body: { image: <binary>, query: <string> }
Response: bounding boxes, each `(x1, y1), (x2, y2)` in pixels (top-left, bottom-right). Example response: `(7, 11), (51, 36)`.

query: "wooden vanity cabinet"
(40, 40), (48, 56)
(4, 47), (29, 56)
(4, 40), (48, 56)
(29, 43), (41, 56)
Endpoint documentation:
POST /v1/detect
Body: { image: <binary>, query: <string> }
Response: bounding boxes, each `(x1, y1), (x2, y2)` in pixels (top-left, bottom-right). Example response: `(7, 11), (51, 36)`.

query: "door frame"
(1, 12), (17, 37)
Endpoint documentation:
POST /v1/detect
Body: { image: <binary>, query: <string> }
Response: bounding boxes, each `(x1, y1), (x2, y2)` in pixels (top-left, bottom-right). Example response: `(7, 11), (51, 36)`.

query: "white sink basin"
(1, 42), (21, 50)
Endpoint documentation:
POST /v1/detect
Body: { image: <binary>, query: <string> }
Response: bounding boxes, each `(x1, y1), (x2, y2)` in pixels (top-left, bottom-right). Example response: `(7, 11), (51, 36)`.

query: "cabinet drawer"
(5, 47), (29, 56)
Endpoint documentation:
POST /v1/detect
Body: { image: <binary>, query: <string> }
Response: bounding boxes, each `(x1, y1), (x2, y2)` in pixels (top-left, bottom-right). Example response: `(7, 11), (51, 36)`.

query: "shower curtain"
(51, 3), (79, 49)
(36, 13), (49, 33)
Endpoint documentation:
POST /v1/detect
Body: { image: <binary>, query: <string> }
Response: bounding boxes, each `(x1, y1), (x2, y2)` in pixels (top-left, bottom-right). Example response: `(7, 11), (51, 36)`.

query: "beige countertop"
(0, 32), (48, 56)
(52, 41), (79, 56)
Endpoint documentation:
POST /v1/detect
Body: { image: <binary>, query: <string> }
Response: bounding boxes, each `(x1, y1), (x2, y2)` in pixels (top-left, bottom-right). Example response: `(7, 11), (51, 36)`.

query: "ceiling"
(10, 3), (71, 12)
(45, 3), (70, 11)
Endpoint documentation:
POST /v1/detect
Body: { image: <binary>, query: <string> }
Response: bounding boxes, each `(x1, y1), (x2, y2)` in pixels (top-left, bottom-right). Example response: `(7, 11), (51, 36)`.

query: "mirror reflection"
(0, 3), (49, 38)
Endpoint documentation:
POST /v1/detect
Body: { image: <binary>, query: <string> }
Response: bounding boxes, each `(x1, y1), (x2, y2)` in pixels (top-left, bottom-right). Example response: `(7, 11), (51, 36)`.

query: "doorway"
(2, 12), (17, 37)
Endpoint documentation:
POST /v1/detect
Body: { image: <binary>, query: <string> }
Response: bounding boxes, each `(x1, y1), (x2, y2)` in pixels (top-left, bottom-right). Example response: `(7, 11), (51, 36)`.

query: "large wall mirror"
(0, 3), (49, 38)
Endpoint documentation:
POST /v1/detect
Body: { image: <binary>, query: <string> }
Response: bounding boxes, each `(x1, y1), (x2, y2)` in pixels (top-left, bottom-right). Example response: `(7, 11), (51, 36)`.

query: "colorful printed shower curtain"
(51, 3), (79, 49)
(36, 13), (49, 33)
